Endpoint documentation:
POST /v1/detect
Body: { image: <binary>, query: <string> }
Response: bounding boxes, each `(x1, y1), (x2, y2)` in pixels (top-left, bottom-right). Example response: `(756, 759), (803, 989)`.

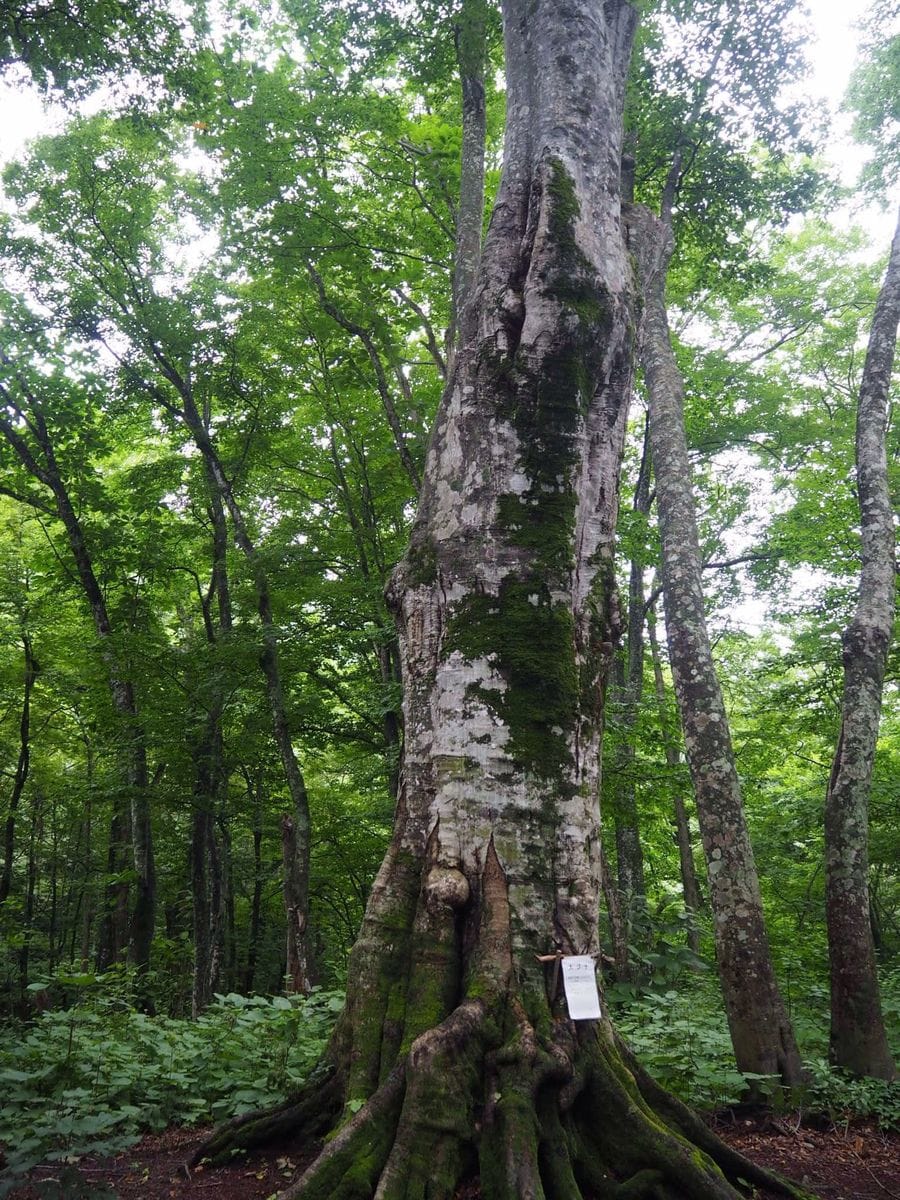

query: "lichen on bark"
(189, 1), (821, 1196)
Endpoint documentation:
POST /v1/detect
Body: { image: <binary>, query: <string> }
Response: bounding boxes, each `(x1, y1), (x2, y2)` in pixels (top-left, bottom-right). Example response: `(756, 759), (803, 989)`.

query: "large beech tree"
(193, 3), (814, 1197)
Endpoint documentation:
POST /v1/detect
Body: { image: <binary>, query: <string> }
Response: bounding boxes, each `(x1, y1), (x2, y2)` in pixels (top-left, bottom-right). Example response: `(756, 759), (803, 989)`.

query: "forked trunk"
(192, 3), (816, 1196)
(825, 206), (899, 1081)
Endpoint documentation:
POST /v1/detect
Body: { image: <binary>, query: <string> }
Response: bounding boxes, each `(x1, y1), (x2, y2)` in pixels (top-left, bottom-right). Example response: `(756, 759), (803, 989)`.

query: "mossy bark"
(193, 2), (818, 1195)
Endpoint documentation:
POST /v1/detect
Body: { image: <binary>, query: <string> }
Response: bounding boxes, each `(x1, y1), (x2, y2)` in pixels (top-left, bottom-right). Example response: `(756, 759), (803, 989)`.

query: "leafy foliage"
(612, 970), (900, 1124)
(0, 978), (342, 1193)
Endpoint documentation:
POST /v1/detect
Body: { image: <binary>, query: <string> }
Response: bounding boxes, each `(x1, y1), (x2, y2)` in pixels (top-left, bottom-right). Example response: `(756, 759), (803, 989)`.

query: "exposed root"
(187, 1006), (822, 1200)
(186, 825), (818, 1200)
(277, 1065), (406, 1200)
(618, 1037), (820, 1200)
(189, 1062), (342, 1168)
(374, 1000), (486, 1199)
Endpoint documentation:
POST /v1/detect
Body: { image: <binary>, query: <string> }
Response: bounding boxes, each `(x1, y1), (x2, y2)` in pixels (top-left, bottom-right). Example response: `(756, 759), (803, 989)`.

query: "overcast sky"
(0, 0), (892, 188)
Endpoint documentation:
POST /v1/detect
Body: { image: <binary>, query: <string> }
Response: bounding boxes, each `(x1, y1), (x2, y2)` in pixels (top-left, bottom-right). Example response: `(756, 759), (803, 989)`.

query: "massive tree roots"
(189, 825), (818, 1199)
(191, 1000), (817, 1200)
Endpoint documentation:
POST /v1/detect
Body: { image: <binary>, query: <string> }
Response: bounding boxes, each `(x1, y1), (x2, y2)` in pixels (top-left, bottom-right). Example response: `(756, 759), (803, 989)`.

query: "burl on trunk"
(193, 2), (817, 1196)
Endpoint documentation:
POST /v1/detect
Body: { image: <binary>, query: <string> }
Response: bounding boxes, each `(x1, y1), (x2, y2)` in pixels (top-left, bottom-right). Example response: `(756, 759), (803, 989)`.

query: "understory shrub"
(0, 982), (343, 1194)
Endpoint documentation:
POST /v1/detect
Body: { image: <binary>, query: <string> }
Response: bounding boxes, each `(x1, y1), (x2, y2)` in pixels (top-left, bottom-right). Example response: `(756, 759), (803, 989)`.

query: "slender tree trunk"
(0, 373), (156, 978)
(646, 601), (703, 953)
(824, 205), (899, 1081)
(600, 842), (631, 982)
(47, 794), (59, 972)
(220, 812), (237, 992)
(282, 812), (312, 995)
(50, 465), (154, 976)
(190, 482), (231, 1016)
(96, 801), (130, 972)
(244, 770), (265, 994)
(447, 0), (488, 364)
(610, 420), (651, 947)
(78, 739), (95, 968)
(173, 394), (315, 994)
(18, 791), (40, 1009)
(627, 203), (803, 1086)
(192, 6), (813, 1197)
(328, 431), (403, 798)
(191, 712), (225, 1016)
(0, 631), (36, 905)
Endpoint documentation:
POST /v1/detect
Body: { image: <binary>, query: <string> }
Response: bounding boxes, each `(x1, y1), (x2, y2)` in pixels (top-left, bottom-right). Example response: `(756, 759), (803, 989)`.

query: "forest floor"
(5, 1115), (899, 1200)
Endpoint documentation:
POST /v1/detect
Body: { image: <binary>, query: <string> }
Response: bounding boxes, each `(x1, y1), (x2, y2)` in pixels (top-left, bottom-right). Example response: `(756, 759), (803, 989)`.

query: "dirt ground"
(6, 1115), (899, 1200)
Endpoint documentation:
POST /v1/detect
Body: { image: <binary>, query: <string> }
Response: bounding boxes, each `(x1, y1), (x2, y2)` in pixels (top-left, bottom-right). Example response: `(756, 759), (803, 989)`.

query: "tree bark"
(191, 481), (232, 1016)
(282, 811), (312, 995)
(626, 203), (803, 1087)
(170, 385), (315, 995)
(0, 365), (156, 979)
(243, 767), (266, 994)
(824, 205), (899, 1081)
(192, 4), (816, 1196)
(18, 790), (40, 1009)
(96, 800), (130, 972)
(447, 0), (488, 363)
(646, 601), (703, 954)
(611, 420), (651, 951)
(0, 630), (36, 905)
(191, 712), (226, 1016)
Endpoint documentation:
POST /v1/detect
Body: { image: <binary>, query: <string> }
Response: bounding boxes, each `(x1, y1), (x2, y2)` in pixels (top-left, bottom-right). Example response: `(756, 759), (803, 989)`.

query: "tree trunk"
(190, 482), (232, 1016)
(18, 791), (40, 1009)
(51, 483), (155, 978)
(0, 630), (36, 905)
(220, 811), (237, 993)
(95, 800), (131, 972)
(175, 391), (316, 995)
(824, 205), (899, 1081)
(646, 602), (702, 954)
(0, 371), (156, 978)
(191, 712), (225, 1016)
(600, 842), (631, 982)
(244, 768), (265, 994)
(282, 811), (312, 995)
(447, 0), (488, 364)
(192, 4), (815, 1196)
(627, 203), (802, 1087)
(610, 421), (651, 952)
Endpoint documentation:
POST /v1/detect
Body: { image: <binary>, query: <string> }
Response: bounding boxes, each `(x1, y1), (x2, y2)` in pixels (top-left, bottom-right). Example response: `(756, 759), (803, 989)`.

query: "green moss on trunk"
(446, 580), (578, 779)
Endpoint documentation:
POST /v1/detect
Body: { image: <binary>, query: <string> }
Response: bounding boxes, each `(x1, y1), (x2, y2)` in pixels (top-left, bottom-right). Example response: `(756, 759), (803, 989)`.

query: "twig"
(848, 1150), (900, 1200)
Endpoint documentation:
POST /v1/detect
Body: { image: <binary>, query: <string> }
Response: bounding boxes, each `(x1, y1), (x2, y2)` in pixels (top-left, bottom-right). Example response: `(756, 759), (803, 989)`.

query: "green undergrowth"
(610, 969), (900, 1128)
(0, 978), (343, 1195)
(1, 965), (897, 1195)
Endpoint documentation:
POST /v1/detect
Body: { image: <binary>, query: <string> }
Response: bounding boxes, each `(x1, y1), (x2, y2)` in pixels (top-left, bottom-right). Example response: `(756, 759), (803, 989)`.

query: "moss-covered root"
(278, 1065), (406, 1200)
(617, 1037), (820, 1200)
(372, 999), (486, 1200)
(188, 1062), (343, 1168)
(278, 1002), (487, 1200)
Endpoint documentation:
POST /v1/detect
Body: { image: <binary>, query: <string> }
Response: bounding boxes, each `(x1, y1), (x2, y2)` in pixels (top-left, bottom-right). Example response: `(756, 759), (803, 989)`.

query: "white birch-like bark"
(194, 7), (821, 1196)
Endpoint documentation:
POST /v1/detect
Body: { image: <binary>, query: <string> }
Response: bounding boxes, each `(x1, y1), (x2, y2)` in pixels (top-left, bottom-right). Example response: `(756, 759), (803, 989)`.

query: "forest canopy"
(0, 0), (897, 1196)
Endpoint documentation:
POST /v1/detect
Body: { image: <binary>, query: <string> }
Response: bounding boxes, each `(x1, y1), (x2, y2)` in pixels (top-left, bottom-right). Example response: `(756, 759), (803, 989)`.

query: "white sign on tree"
(561, 956), (602, 1020)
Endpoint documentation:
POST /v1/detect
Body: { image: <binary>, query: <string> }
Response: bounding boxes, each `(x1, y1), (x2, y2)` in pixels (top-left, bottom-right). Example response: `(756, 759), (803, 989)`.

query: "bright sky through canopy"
(0, 0), (892, 186)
